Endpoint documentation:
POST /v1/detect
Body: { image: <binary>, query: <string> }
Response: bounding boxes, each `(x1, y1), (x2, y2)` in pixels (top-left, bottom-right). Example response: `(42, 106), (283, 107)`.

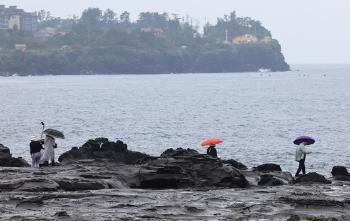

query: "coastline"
(0, 68), (290, 77)
(0, 139), (349, 220)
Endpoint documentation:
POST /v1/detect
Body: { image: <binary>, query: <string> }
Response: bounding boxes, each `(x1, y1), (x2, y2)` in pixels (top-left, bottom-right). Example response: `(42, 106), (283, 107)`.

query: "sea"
(1, 64), (350, 175)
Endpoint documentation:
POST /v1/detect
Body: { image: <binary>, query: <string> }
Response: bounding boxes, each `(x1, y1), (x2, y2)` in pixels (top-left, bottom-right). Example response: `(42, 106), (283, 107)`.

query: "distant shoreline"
(0, 69), (291, 77)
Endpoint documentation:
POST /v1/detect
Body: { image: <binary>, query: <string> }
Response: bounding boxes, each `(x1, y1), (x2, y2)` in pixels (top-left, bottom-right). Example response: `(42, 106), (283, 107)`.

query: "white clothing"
(295, 143), (311, 162)
(40, 135), (56, 163)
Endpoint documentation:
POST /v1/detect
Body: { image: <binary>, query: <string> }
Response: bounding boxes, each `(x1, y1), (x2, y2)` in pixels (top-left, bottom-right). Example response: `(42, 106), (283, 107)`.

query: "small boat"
(258, 68), (271, 73)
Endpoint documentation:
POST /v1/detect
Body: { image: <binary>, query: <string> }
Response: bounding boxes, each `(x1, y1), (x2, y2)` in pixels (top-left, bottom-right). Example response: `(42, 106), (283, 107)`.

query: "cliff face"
(0, 42), (289, 75)
(192, 42), (290, 73)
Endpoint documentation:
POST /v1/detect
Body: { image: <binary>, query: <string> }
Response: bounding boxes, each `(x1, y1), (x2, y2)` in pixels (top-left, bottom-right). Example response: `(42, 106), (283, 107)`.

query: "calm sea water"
(1, 64), (350, 175)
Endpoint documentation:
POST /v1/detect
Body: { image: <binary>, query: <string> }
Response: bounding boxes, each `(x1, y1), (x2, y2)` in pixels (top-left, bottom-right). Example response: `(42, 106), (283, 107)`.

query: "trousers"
(295, 158), (306, 176)
(31, 152), (42, 168)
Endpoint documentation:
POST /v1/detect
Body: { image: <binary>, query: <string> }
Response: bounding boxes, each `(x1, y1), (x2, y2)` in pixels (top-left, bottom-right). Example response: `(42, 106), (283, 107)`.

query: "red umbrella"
(201, 138), (223, 147)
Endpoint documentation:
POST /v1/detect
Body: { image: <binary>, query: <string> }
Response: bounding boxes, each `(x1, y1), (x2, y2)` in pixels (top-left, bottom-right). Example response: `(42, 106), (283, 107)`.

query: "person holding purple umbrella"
(294, 136), (315, 177)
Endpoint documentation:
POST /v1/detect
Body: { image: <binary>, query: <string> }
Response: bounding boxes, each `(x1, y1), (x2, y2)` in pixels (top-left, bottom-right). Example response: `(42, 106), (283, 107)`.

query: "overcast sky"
(2, 0), (350, 64)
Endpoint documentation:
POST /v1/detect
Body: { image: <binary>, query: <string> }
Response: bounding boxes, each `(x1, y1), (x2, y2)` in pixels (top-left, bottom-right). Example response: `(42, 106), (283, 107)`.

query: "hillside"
(0, 9), (289, 75)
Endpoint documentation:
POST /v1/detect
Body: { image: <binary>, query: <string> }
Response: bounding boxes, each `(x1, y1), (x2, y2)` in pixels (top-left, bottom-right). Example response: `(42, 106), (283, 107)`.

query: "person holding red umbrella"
(294, 136), (315, 176)
(201, 138), (222, 158)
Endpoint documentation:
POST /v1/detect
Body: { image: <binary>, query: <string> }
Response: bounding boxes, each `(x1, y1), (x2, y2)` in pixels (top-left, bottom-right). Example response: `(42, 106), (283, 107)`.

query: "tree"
(120, 11), (130, 24)
(103, 9), (117, 25)
(230, 11), (237, 22)
(37, 10), (52, 23)
(80, 8), (103, 25)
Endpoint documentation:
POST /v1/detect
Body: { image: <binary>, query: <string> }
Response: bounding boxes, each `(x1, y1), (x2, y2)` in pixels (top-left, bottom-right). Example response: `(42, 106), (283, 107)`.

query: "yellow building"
(232, 34), (258, 44)
(8, 15), (20, 30)
(260, 36), (273, 44)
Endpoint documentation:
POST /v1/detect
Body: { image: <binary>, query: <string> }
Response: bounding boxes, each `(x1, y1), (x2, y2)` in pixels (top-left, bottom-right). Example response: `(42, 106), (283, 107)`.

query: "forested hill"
(0, 9), (290, 75)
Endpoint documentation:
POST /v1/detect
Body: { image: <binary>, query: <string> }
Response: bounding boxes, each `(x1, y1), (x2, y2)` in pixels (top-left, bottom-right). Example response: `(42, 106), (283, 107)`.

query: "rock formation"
(331, 166), (350, 181)
(0, 144), (30, 167)
(58, 138), (151, 164)
(0, 139), (349, 220)
(294, 172), (332, 184)
(137, 150), (249, 189)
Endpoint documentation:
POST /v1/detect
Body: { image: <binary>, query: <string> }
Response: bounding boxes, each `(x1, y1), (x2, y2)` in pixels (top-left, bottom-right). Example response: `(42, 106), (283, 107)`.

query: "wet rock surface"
(222, 159), (248, 170)
(331, 166), (350, 181)
(242, 164), (294, 187)
(137, 154), (249, 189)
(253, 163), (282, 172)
(295, 172), (332, 184)
(1, 172), (349, 220)
(1, 140), (350, 220)
(0, 144), (30, 167)
(160, 148), (199, 158)
(58, 138), (151, 164)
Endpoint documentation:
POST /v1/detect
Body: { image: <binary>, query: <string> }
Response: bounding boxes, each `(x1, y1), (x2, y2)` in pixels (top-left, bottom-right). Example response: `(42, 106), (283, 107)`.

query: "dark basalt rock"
(0, 144), (11, 158)
(280, 194), (348, 207)
(58, 138), (150, 165)
(55, 211), (70, 217)
(305, 217), (338, 221)
(287, 215), (301, 221)
(258, 174), (285, 186)
(253, 163), (282, 172)
(160, 148), (199, 158)
(137, 154), (249, 189)
(331, 166), (350, 181)
(0, 144), (30, 167)
(17, 178), (60, 192)
(222, 159), (248, 170)
(331, 166), (349, 176)
(54, 178), (107, 191)
(295, 172), (331, 184)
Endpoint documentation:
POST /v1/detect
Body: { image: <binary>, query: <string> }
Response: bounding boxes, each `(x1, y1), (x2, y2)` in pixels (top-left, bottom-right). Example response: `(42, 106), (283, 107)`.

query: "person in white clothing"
(40, 135), (57, 166)
(295, 142), (312, 176)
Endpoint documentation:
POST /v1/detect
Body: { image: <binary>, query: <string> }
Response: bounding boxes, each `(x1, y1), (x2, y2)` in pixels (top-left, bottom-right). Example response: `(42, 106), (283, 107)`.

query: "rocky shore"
(0, 138), (350, 220)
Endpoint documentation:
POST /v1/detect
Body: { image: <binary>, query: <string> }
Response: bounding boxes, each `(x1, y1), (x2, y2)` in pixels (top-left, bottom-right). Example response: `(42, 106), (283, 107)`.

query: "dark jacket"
(30, 141), (43, 154)
(207, 147), (218, 158)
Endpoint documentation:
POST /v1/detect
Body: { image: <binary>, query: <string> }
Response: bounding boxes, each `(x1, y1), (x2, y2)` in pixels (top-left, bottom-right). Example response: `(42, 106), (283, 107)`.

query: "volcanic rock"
(331, 166), (349, 176)
(258, 174), (285, 186)
(136, 154), (249, 189)
(160, 148), (199, 158)
(55, 211), (70, 217)
(0, 144), (30, 167)
(253, 163), (282, 172)
(294, 172), (331, 184)
(17, 178), (60, 192)
(331, 166), (350, 181)
(242, 169), (293, 186)
(58, 138), (150, 164)
(222, 159), (248, 170)
(54, 178), (107, 191)
(287, 215), (301, 221)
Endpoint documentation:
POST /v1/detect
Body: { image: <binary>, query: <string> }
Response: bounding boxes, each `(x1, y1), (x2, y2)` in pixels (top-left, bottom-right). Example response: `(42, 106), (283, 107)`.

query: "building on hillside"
(15, 44), (26, 51)
(8, 15), (20, 30)
(33, 27), (57, 39)
(0, 5), (37, 32)
(232, 34), (258, 44)
(140, 27), (164, 37)
(260, 36), (273, 44)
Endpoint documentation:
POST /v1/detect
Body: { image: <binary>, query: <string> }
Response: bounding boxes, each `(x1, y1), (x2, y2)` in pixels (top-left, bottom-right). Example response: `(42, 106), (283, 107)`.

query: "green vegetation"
(0, 8), (289, 75)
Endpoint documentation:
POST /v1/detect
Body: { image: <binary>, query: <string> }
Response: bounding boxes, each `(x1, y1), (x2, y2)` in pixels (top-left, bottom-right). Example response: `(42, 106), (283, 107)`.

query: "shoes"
(39, 161), (49, 167)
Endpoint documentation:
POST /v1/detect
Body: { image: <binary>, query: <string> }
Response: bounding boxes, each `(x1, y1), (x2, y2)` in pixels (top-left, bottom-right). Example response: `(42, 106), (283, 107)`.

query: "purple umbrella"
(293, 136), (315, 145)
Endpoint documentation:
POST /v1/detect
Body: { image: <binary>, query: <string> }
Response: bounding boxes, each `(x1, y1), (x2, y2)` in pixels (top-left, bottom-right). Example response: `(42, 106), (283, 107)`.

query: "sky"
(1, 0), (350, 64)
